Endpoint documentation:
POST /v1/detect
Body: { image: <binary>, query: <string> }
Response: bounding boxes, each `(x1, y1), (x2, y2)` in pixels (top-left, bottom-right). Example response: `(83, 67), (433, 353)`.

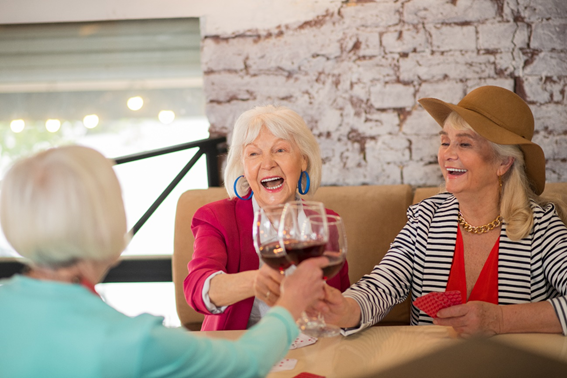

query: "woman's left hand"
(253, 264), (285, 306)
(433, 301), (503, 338)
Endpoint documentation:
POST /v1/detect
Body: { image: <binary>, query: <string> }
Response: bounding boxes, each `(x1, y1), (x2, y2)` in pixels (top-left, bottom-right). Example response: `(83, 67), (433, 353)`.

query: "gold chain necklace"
(458, 212), (502, 234)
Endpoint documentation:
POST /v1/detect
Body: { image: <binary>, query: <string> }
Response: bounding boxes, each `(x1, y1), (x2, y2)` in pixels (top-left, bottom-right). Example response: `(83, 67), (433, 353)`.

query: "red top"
(185, 197), (351, 331)
(446, 227), (499, 304)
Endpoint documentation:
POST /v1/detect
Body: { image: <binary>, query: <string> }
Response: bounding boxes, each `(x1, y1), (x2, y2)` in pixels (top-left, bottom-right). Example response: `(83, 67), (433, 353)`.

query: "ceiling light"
(127, 96), (144, 111)
(10, 119), (25, 133)
(46, 119), (61, 133)
(158, 110), (175, 125)
(83, 114), (99, 129)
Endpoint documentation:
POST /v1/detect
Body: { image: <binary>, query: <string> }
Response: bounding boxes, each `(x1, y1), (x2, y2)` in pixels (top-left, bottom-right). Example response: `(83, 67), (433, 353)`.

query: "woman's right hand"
(276, 257), (328, 320)
(253, 264), (285, 306)
(313, 285), (361, 328)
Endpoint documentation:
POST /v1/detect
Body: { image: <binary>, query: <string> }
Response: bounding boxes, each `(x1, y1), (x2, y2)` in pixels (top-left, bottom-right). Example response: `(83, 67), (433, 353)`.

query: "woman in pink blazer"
(183, 105), (350, 331)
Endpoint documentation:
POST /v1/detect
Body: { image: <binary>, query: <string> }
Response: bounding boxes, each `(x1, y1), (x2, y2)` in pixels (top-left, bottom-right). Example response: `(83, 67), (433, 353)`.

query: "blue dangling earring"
(234, 175), (253, 200)
(297, 171), (310, 195)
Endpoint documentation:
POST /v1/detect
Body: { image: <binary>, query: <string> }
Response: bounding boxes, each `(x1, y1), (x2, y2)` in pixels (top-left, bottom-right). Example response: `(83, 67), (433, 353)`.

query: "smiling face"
(438, 123), (512, 203)
(243, 126), (307, 208)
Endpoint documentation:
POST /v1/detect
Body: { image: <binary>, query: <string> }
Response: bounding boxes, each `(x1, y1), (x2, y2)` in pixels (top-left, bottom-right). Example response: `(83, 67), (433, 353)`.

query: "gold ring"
(266, 291), (271, 300)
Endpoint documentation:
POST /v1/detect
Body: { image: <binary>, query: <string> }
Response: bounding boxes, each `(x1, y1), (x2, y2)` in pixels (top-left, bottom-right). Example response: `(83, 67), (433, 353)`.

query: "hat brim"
(418, 97), (546, 195)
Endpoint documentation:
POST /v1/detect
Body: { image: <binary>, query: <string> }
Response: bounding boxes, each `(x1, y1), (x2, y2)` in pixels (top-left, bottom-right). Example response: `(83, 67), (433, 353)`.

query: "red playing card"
(445, 290), (463, 306)
(413, 290), (463, 318)
(293, 373), (326, 378)
(413, 292), (446, 318)
(433, 292), (451, 308)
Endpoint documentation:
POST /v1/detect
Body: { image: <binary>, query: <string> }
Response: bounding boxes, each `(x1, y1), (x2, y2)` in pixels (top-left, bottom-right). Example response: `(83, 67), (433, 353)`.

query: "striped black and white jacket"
(343, 192), (567, 336)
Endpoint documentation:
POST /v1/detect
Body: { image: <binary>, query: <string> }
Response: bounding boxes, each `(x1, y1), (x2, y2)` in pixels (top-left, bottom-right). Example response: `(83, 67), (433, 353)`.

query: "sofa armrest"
(172, 188), (227, 329)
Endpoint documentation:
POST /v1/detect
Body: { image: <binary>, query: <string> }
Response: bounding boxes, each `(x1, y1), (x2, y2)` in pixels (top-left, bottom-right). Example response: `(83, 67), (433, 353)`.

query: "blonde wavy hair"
(445, 112), (567, 240)
(224, 105), (322, 199)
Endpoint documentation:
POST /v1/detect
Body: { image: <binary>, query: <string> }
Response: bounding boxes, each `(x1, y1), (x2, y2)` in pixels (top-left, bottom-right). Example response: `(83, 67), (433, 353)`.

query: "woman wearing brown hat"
(317, 86), (567, 338)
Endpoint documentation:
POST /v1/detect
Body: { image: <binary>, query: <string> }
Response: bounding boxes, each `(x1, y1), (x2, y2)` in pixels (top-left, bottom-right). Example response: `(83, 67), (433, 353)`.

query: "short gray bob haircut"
(0, 145), (128, 267)
(224, 105), (322, 199)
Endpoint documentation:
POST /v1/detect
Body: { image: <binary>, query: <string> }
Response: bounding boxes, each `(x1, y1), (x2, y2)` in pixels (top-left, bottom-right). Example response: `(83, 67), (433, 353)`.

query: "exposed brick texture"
(202, 0), (567, 187)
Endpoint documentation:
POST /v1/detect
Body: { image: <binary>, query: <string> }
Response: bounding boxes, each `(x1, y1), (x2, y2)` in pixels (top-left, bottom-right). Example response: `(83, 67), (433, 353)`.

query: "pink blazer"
(183, 197), (350, 331)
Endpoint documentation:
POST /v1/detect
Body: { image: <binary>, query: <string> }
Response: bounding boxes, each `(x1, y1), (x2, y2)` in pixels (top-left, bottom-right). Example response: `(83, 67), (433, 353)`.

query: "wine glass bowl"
(317, 215), (347, 280)
(257, 241), (291, 272)
(310, 214), (347, 337)
(253, 205), (291, 274)
(283, 241), (326, 266)
(278, 201), (328, 266)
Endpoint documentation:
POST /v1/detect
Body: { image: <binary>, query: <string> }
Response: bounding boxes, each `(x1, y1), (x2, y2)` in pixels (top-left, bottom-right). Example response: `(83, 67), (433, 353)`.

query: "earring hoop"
(298, 171), (310, 195)
(234, 175), (253, 200)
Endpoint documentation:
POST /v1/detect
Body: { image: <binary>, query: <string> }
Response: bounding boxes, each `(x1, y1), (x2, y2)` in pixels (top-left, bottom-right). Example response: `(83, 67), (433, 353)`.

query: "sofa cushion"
(312, 185), (413, 326)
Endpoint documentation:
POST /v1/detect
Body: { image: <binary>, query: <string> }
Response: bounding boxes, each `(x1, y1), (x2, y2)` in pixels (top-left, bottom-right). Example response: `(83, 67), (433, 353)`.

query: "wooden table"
(195, 326), (567, 377)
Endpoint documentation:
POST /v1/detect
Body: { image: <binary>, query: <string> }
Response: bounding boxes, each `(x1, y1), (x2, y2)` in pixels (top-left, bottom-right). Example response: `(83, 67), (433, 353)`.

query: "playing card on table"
(290, 333), (317, 349)
(413, 290), (462, 318)
(270, 358), (297, 372)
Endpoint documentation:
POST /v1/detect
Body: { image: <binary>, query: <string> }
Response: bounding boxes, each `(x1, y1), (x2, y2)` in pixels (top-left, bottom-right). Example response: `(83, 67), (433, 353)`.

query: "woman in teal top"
(0, 145), (328, 378)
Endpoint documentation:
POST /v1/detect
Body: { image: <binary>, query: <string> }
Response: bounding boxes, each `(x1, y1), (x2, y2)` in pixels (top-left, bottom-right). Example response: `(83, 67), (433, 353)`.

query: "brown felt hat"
(418, 85), (545, 195)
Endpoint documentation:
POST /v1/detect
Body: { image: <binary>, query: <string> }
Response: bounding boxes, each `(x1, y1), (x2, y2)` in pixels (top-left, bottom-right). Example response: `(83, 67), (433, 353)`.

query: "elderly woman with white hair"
(183, 105), (350, 331)
(0, 145), (330, 377)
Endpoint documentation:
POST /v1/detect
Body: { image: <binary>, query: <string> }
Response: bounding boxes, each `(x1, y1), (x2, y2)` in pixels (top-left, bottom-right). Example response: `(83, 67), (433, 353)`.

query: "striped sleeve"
(550, 298), (567, 335)
(535, 204), (567, 336)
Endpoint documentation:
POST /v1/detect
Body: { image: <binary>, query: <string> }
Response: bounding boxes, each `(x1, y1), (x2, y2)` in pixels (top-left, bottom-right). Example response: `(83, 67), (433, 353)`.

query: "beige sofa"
(173, 183), (567, 330)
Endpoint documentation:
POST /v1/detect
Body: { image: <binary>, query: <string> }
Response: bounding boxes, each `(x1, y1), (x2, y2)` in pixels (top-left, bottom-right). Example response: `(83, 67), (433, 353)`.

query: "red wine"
(285, 240), (326, 265)
(322, 260), (344, 280)
(259, 241), (291, 271)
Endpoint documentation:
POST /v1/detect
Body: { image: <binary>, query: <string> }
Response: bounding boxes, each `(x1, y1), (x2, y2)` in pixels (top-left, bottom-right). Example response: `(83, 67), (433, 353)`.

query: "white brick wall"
(478, 23), (529, 50)
(382, 26), (428, 53)
(519, 0), (567, 22)
(404, 0), (498, 24)
(370, 83), (415, 109)
(202, 0), (567, 188)
(430, 25), (476, 51)
(530, 22), (567, 50)
(416, 81), (466, 105)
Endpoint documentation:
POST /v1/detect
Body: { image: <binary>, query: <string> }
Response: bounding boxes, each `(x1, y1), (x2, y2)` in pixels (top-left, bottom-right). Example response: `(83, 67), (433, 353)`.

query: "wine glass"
(278, 201), (329, 336)
(311, 214), (347, 337)
(253, 205), (291, 275)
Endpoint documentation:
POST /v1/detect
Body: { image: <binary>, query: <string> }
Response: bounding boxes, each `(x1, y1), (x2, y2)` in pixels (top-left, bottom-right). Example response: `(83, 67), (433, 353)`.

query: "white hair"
(224, 105), (322, 199)
(0, 145), (128, 267)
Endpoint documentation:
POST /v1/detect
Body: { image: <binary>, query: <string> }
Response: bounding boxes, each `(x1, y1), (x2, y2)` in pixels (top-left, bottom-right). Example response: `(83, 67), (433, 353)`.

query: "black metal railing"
(0, 136), (227, 282)
(114, 136), (226, 236)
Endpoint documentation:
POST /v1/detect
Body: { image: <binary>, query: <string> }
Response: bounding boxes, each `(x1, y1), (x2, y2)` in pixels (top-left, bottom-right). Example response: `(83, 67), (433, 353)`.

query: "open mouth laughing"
(261, 176), (284, 190)
(446, 168), (467, 176)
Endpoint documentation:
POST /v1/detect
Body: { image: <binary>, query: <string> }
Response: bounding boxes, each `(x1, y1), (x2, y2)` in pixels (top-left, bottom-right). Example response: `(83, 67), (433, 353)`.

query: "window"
(0, 18), (206, 327)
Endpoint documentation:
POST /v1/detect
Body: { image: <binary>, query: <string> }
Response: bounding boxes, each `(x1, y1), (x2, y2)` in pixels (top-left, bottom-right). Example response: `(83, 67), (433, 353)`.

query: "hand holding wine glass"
(276, 256), (329, 321)
(253, 205), (290, 305)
